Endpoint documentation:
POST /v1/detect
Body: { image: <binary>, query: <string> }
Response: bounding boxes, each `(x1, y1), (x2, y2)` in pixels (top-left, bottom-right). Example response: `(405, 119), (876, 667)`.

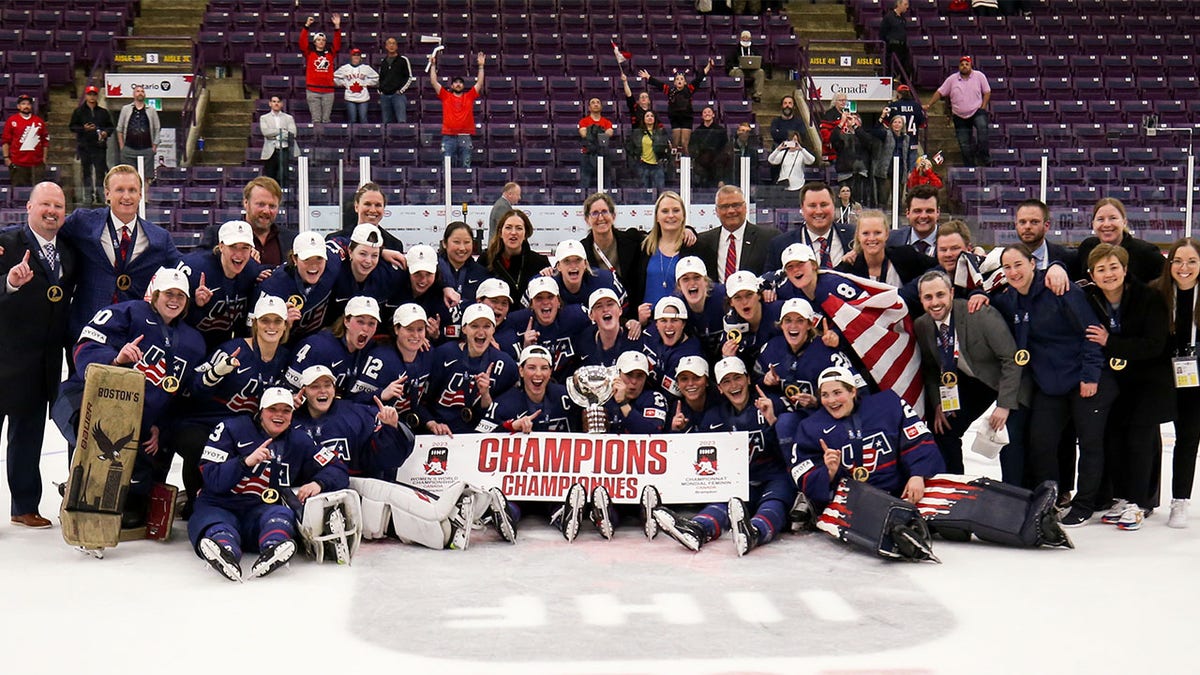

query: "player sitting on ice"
(189, 387), (349, 582)
(653, 357), (795, 556)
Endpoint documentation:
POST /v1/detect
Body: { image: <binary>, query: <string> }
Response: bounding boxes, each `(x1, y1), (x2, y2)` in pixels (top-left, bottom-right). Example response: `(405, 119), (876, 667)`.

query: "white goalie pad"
(298, 488), (363, 565)
(349, 478), (483, 550)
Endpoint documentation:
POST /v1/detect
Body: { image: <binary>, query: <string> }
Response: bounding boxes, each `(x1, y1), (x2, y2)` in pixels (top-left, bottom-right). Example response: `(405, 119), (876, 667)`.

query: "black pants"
(933, 374), (996, 474)
(1174, 386), (1200, 499)
(263, 150), (287, 188)
(1027, 375), (1117, 512)
(1105, 416), (1161, 508)
(2, 399), (49, 516)
(79, 148), (108, 200)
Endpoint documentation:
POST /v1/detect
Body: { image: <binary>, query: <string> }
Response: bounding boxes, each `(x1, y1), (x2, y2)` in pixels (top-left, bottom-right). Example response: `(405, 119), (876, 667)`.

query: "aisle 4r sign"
(808, 55), (883, 68)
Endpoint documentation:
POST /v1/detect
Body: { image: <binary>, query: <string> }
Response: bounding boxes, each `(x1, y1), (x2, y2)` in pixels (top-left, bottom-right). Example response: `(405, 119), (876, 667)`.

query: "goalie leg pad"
(350, 477), (463, 550)
(299, 488), (363, 564)
(917, 475), (1073, 549)
(816, 479), (938, 562)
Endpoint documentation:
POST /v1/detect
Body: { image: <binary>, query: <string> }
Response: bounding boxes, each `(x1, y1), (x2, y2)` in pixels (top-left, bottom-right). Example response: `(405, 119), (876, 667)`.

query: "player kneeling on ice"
(791, 367), (943, 561)
(189, 387), (348, 581)
(653, 357), (796, 556)
(294, 365), (510, 551)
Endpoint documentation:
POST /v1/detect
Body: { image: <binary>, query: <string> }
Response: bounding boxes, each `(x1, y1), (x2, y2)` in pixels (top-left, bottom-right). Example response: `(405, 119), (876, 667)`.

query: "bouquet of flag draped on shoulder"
(422, 35), (443, 72)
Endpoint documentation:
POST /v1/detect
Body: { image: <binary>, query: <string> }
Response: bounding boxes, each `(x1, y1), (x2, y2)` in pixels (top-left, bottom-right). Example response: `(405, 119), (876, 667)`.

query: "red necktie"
(117, 226), (131, 265)
(724, 233), (737, 281)
(817, 236), (831, 268)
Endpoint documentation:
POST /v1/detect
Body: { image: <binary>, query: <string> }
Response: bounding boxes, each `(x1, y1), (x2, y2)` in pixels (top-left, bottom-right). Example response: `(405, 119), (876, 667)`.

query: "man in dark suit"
(762, 182), (853, 274)
(58, 164), (180, 339)
(0, 182), (77, 527)
(914, 270), (1028, 482)
(579, 192), (646, 321)
(694, 185), (781, 283)
(199, 176), (297, 267)
(1014, 199), (1077, 277)
(886, 184), (940, 254)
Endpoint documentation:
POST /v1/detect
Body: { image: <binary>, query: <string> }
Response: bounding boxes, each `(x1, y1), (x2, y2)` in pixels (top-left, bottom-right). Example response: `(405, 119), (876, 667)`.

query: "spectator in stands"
(887, 184), (940, 254)
(971, 0), (1001, 16)
(300, 14), (342, 124)
(641, 59), (714, 155)
(822, 93), (849, 123)
(877, 115), (917, 205)
(619, 71), (654, 128)
(579, 99), (614, 190)
(116, 86), (159, 172)
(905, 155), (943, 191)
(377, 37), (415, 124)
(818, 93), (848, 163)
(883, 85), (926, 138)
(201, 177), (296, 268)
(430, 51), (486, 169)
(925, 56), (991, 168)
(767, 130), (816, 191)
(334, 49), (380, 124)
(629, 110), (670, 191)
(1076, 197), (1165, 285)
(258, 96), (299, 188)
(1013, 198), (1077, 273)
(69, 86), (114, 205)
(3, 95), (48, 188)
(729, 122), (759, 185)
(880, 0), (913, 77)
(727, 30), (765, 102)
(489, 182), (521, 236)
(835, 185), (862, 228)
(832, 111), (878, 209)
(689, 106), (728, 188)
(769, 96), (805, 147)
(483, 209), (550, 303)
(580, 192), (647, 319)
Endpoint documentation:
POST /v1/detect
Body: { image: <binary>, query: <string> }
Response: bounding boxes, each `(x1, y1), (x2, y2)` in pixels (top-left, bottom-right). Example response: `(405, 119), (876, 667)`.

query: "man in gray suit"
(259, 95), (299, 188)
(694, 185), (781, 282)
(914, 270), (1028, 482)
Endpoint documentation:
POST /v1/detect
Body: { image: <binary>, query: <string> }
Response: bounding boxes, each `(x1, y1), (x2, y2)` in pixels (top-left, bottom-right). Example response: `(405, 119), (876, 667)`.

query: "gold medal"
(726, 328), (742, 344)
(287, 294), (304, 311)
(404, 412), (420, 428)
(1014, 349), (1030, 366)
(784, 384), (801, 399)
(161, 376), (180, 393)
(1110, 358), (1127, 371)
(460, 408), (475, 423)
(46, 285), (63, 302)
(116, 274), (132, 291)
(852, 466), (870, 482)
(261, 488), (280, 504)
(941, 371), (958, 387)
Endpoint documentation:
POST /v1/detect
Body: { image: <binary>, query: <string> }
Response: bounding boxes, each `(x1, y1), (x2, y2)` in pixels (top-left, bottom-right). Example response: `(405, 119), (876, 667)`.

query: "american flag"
(813, 271), (926, 416)
(953, 250), (1007, 293)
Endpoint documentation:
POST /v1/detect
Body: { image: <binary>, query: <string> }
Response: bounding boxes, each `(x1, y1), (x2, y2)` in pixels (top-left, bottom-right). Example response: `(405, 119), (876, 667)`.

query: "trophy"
(567, 365), (619, 434)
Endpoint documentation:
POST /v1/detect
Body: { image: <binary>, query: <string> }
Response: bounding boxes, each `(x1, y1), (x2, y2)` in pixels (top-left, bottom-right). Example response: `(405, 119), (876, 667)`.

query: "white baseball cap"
(148, 267), (190, 296)
(817, 366), (857, 389)
(407, 244), (438, 274)
(343, 296), (381, 321)
(392, 303), (427, 327)
(260, 386), (296, 410)
(676, 355), (709, 378)
(350, 223), (384, 247)
(616, 351), (650, 374)
(714, 356), (748, 383)
(781, 242), (818, 266)
(588, 288), (621, 312)
(461, 302), (497, 326)
(675, 255), (708, 281)
(292, 231), (327, 260)
(519, 344), (553, 366)
(779, 297), (816, 320)
(654, 296), (688, 320)
(251, 294), (287, 320)
(526, 276), (559, 299)
(554, 239), (587, 263)
(725, 271), (761, 298)
(299, 365), (335, 388)
(476, 278), (511, 301)
(218, 220), (255, 247)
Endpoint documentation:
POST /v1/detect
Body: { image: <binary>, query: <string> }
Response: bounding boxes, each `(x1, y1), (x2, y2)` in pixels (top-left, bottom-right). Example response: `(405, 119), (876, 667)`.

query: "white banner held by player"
(397, 432), (751, 504)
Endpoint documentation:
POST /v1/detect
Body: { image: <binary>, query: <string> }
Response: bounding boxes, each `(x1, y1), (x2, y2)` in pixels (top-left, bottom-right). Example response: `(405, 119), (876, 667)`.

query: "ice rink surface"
(2, 423), (1198, 675)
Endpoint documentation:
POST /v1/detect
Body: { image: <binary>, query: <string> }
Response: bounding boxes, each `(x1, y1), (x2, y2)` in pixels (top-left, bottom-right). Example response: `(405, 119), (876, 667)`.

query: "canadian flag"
(108, 83), (123, 97)
(611, 41), (631, 65)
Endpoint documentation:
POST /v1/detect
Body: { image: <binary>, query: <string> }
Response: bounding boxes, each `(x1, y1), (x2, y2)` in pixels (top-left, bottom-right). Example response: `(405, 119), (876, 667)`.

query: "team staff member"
(1076, 197), (1165, 284)
(199, 177), (297, 268)
(0, 183), (75, 528)
(483, 210), (550, 304)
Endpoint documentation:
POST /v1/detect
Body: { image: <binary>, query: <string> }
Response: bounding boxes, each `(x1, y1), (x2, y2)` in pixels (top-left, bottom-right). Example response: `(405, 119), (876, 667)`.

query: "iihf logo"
(423, 447), (448, 476)
(694, 446), (718, 476)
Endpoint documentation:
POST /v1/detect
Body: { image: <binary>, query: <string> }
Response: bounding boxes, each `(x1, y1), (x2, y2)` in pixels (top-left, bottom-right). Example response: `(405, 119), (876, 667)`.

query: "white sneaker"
(1168, 499), (1190, 529)
(1116, 504), (1144, 531)
(1100, 498), (1129, 525)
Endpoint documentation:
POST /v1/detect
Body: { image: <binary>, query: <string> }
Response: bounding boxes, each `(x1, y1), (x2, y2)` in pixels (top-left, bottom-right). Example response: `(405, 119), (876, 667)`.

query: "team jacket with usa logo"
(293, 399), (413, 481)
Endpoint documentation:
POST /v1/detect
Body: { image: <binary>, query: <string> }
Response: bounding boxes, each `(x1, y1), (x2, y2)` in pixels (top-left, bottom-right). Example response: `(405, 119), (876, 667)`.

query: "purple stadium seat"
(519, 99), (551, 124)
(523, 147), (554, 167)
(488, 76), (516, 99)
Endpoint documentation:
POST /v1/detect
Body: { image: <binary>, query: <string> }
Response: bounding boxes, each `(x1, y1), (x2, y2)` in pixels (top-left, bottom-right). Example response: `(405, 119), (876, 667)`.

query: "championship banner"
(396, 432), (751, 504)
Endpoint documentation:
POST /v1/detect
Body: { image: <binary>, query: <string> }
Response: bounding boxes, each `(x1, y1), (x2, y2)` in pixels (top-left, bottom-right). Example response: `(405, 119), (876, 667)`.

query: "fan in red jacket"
(2, 95), (49, 187)
(299, 14), (342, 124)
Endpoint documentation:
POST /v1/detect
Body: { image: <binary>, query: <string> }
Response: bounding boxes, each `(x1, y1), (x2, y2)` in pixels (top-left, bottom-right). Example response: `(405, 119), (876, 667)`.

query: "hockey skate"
(789, 491), (816, 532)
(652, 506), (708, 551)
(892, 524), (941, 563)
(639, 485), (661, 540)
(487, 487), (517, 543)
(551, 483), (586, 542)
(199, 537), (242, 583)
(325, 504), (351, 564)
(590, 485), (614, 540)
(448, 491), (475, 550)
(248, 539), (296, 579)
(729, 497), (759, 557)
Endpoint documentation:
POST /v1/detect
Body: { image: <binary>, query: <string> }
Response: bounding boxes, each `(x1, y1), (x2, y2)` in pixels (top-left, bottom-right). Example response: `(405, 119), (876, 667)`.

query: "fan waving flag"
(612, 41), (632, 65)
(808, 270), (926, 416)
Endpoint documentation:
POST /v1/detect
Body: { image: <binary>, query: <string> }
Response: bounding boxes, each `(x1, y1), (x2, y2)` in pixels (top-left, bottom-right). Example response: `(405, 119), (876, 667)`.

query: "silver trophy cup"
(567, 365), (619, 434)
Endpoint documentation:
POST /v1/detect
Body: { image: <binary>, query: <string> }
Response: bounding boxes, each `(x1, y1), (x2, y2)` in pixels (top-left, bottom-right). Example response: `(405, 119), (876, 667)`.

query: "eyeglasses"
(717, 202), (745, 211)
(1171, 258), (1200, 267)
(588, 209), (612, 218)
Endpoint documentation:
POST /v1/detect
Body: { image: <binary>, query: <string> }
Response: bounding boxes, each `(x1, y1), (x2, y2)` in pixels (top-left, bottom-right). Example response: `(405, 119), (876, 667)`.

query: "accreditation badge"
(938, 372), (961, 412)
(1173, 356), (1199, 388)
